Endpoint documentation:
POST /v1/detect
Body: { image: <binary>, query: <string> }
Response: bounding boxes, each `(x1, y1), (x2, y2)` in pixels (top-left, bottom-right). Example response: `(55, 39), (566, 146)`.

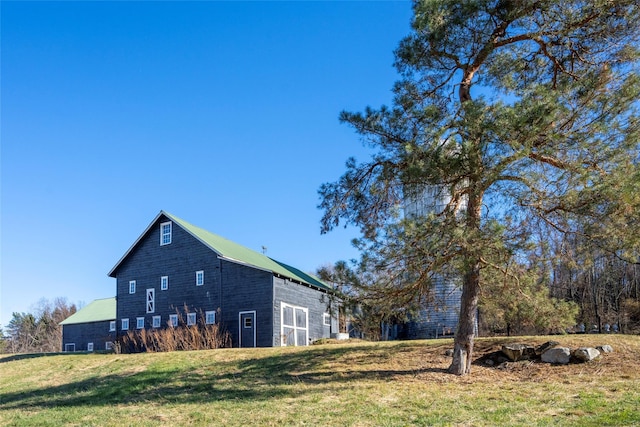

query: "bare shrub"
(115, 309), (231, 354)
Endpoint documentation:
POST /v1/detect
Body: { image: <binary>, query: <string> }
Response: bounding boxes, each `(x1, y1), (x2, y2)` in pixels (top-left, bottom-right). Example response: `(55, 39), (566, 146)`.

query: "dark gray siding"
(273, 277), (334, 346)
(114, 215), (222, 335)
(62, 321), (115, 351)
(219, 259), (273, 347)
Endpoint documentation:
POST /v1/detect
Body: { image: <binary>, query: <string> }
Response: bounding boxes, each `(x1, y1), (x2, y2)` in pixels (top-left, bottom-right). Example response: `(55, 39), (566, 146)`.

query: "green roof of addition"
(59, 297), (116, 325)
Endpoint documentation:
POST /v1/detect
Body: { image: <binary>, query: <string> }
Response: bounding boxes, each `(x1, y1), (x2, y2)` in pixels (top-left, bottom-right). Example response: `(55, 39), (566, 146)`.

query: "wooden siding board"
(273, 277), (333, 346)
(220, 259), (273, 347)
(115, 215), (222, 334)
(62, 321), (114, 351)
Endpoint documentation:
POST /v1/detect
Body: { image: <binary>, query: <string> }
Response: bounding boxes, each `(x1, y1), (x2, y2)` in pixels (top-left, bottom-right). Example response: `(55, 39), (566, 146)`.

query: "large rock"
(573, 347), (601, 362)
(541, 347), (571, 364)
(535, 341), (559, 356)
(501, 344), (536, 361)
(596, 345), (613, 353)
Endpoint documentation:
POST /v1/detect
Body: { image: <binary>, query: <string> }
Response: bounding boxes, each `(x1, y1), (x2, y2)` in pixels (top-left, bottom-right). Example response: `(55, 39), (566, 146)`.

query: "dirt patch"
(367, 335), (640, 385)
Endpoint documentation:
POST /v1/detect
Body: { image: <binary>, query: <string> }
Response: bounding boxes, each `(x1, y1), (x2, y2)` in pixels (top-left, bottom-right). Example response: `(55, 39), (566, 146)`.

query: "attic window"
(160, 221), (172, 245)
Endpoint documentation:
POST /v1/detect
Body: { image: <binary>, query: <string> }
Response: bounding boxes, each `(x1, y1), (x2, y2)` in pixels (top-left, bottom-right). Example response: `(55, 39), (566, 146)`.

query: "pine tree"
(319, 0), (639, 375)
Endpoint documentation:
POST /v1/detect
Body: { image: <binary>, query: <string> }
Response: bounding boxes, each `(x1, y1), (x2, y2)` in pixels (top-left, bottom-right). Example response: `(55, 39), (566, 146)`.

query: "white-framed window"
(129, 280), (136, 294)
(87, 342), (94, 352)
(109, 320), (116, 332)
(281, 303), (308, 346)
(195, 270), (204, 286)
(122, 318), (129, 331)
(105, 341), (113, 350)
(169, 314), (178, 327)
(187, 312), (196, 326)
(161, 276), (168, 290)
(146, 288), (155, 313)
(152, 315), (161, 328)
(65, 343), (75, 352)
(136, 317), (145, 329)
(323, 313), (331, 327)
(160, 221), (172, 245)
(205, 311), (216, 325)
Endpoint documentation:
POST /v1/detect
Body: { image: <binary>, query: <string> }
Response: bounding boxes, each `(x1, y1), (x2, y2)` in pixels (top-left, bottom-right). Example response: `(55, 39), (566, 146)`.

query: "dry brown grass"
(321, 334), (640, 385)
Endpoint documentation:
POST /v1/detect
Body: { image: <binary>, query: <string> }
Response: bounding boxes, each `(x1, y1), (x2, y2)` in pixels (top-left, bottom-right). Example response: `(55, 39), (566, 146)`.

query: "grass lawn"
(1, 334), (639, 426)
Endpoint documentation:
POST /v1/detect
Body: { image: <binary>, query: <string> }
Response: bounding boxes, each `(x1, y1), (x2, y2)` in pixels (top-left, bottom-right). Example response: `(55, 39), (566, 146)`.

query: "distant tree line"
(1, 298), (77, 354)
(548, 234), (640, 334)
(319, 232), (640, 339)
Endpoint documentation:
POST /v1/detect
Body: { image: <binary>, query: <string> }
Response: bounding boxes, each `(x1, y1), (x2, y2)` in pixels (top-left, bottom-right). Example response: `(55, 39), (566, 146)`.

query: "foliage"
(319, 0), (640, 374)
(3, 298), (76, 353)
(479, 263), (579, 336)
(316, 260), (359, 333)
(318, 260), (419, 340)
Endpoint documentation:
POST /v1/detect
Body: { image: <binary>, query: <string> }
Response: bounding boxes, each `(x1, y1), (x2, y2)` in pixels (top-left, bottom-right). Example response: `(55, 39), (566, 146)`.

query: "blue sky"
(1, 1), (413, 327)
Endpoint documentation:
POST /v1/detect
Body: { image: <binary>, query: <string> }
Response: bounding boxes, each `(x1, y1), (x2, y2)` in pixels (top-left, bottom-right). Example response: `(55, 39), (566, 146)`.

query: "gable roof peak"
(109, 211), (330, 291)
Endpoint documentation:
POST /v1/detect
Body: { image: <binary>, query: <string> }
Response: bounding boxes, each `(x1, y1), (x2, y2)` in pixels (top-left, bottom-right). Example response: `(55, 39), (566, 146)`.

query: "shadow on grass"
(0, 342), (444, 410)
(0, 352), (86, 364)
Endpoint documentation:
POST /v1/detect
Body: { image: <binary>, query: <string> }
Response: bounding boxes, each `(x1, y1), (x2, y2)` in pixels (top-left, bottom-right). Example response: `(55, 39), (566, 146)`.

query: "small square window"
(187, 312), (196, 326)
(109, 320), (116, 332)
(160, 221), (172, 245)
(122, 318), (129, 331)
(129, 280), (136, 294)
(87, 342), (94, 352)
(152, 315), (161, 328)
(195, 270), (204, 286)
(161, 276), (168, 290)
(105, 341), (113, 350)
(205, 311), (216, 325)
(323, 313), (331, 327)
(244, 317), (252, 328)
(169, 314), (178, 327)
(137, 317), (145, 329)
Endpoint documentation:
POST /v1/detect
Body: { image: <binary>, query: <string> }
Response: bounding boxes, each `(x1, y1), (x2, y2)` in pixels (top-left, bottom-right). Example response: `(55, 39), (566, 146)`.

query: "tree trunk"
(448, 189), (482, 375)
(448, 262), (481, 374)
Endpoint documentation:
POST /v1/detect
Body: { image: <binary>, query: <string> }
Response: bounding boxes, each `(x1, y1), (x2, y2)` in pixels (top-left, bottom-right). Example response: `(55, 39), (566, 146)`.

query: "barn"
(105, 211), (338, 348)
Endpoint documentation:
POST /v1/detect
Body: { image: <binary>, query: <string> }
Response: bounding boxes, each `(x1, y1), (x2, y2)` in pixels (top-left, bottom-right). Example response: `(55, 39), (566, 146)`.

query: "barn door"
(239, 311), (256, 348)
(281, 303), (308, 346)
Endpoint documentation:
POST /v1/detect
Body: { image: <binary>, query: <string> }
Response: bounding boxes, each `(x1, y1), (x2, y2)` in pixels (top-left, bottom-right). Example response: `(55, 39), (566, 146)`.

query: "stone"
(501, 344), (535, 361)
(444, 349), (454, 357)
(573, 347), (601, 362)
(541, 347), (571, 364)
(596, 345), (613, 353)
(535, 341), (560, 356)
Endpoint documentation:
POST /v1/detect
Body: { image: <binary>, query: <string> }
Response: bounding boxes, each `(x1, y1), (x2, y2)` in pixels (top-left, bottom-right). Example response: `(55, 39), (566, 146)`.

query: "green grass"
(1, 335), (639, 426)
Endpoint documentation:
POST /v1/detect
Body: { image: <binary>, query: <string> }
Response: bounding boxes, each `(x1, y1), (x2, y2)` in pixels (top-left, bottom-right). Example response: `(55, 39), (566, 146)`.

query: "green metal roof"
(109, 211), (331, 292)
(166, 212), (331, 291)
(59, 297), (116, 325)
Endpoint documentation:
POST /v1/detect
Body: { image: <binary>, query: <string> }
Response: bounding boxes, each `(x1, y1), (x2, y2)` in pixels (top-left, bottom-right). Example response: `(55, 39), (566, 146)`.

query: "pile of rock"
(500, 341), (613, 365)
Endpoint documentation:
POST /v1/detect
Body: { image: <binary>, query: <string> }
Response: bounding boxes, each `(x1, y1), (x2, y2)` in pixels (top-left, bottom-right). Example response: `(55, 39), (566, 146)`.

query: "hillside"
(1, 335), (639, 426)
